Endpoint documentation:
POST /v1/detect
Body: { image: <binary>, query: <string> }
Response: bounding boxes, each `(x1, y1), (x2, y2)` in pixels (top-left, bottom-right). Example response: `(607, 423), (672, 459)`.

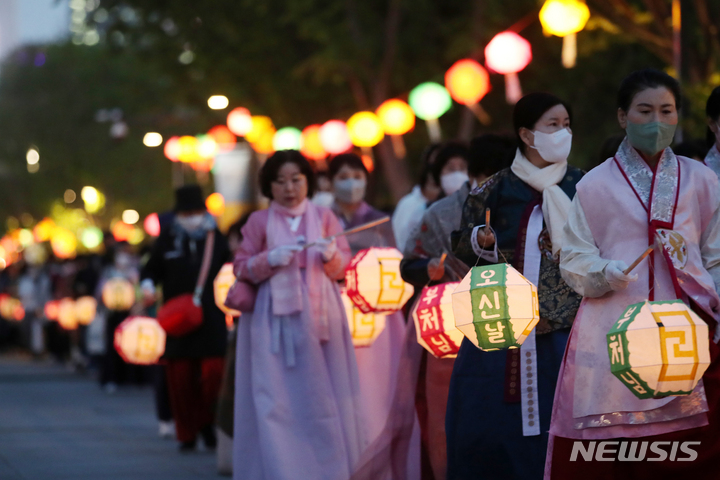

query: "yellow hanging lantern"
(347, 111), (385, 148)
(58, 298), (78, 330)
(345, 247), (414, 314)
(608, 300), (711, 399)
(412, 282), (464, 358)
(75, 296), (98, 326)
(539, 0), (590, 68)
(114, 316), (166, 365)
(102, 278), (136, 311)
(214, 263), (241, 318)
(341, 287), (386, 347)
(452, 264), (539, 351)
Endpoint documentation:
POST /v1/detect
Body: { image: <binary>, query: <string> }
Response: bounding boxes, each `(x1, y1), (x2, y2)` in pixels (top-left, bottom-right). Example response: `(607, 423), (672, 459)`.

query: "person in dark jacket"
(141, 185), (230, 451)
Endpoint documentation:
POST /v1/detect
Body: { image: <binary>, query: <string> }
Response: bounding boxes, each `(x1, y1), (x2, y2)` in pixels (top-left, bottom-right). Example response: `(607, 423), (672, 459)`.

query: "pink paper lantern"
(319, 120), (353, 155)
(485, 32), (532, 104)
(412, 282), (464, 358)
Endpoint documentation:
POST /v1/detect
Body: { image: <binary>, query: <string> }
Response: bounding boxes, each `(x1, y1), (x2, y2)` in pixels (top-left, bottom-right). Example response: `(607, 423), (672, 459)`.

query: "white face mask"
(334, 178), (366, 204)
(312, 191), (335, 208)
(531, 128), (572, 164)
(176, 214), (205, 233)
(440, 171), (469, 195)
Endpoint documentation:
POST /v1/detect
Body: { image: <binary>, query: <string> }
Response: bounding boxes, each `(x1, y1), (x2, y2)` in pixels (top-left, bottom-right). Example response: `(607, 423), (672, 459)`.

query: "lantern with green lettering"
(607, 300), (710, 399)
(452, 264), (539, 351)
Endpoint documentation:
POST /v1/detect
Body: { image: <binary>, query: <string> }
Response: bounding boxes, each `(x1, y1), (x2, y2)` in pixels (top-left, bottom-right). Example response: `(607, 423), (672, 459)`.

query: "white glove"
(268, 245), (302, 267)
(604, 260), (638, 291)
(316, 238), (337, 262)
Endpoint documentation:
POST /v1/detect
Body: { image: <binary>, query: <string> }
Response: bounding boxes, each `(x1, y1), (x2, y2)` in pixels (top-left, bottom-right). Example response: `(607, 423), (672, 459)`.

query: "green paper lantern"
(408, 82), (452, 121)
(452, 264), (539, 351)
(273, 127), (302, 151)
(607, 300), (710, 399)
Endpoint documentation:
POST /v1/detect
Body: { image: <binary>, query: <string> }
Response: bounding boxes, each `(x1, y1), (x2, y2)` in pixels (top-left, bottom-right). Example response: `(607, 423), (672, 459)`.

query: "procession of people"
(2, 68), (720, 480)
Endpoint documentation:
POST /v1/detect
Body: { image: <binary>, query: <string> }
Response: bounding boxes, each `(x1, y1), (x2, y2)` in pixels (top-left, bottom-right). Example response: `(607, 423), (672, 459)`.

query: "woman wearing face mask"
(232, 151), (366, 480)
(704, 86), (720, 176)
(447, 93), (583, 479)
(548, 69), (720, 479)
(432, 142), (471, 200)
(141, 185), (231, 452)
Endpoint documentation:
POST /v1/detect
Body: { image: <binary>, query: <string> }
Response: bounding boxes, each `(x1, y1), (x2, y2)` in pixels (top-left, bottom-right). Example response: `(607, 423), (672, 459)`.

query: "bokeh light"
(144, 213), (161, 237)
(273, 127), (302, 151)
(319, 120), (352, 155)
(408, 82), (452, 121)
(376, 99), (415, 136)
(207, 125), (237, 152)
(80, 227), (104, 250)
(227, 107), (253, 136)
(208, 95), (229, 110)
(206, 193), (225, 217)
(122, 209), (140, 225)
(300, 125), (327, 161)
(347, 112), (384, 148)
(51, 228), (77, 259)
(246, 116), (274, 144)
(485, 31), (532, 74)
(539, 0), (590, 37)
(445, 59), (491, 105)
(143, 132), (163, 147)
(164, 136), (181, 161)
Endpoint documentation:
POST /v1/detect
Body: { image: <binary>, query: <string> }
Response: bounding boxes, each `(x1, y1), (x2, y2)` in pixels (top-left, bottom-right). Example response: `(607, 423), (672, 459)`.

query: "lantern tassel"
(467, 103), (492, 126)
(562, 33), (577, 69)
(425, 118), (442, 143)
(504, 73), (522, 104)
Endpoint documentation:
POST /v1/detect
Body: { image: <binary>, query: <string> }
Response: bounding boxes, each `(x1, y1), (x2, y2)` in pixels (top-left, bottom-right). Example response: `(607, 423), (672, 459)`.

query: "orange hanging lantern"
(164, 136), (182, 162)
(33, 217), (56, 242)
(445, 59), (492, 124)
(213, 263), (241, 320)
(345, 247), (414, 314)
(341, 287), (386, 347)
(227, 107), (253, 137)
(44, 300), (60, 320)
(0, 294), (12, 320)
(376, 99), (415, 136)
(206, 193), (226, 217)
(75, 296), (98, 326)
(114, 316), (166, 365)
(485, 32), (532, 104)
(207, 125), (237, 152)
(251, 126), (276, 155)
(246, 116), (274, 144)
(300, 125), (327, 161)
(57, 298), (78, 330)
(112, 221), (135, 242)
(412, 282), (464, 358)
(102, 278), (136, 311)
(347, 112), (385, 148)
(50, 228), (77, 259)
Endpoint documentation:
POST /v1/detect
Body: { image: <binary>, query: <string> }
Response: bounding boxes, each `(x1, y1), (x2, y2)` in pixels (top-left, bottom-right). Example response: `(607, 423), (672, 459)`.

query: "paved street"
(0, 355), (221, 480)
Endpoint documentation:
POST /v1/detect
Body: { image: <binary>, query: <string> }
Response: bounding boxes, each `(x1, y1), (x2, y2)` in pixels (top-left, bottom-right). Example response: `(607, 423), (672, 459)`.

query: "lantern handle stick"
(623, 246), (654, 275)
(302, 216), (390, 249)
(484, 208), (491, 234)
(467, 103), (492, 126)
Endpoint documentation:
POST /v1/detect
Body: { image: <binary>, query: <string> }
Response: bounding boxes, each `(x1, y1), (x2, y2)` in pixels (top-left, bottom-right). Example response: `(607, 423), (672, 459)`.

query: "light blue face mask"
(625, 120), (677, 156)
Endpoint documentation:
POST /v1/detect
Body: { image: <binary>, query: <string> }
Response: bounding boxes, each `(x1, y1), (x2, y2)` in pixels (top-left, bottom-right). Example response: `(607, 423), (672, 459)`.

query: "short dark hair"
(259, 150), (316, 199)
(328, 153), (368, 180)
(513, 92), (572, 154)
(420, 143), (442, 166)
(431, 142), (470, 184)
(617, 68), (681, 112)
(705, 86), (720, 147)
(468, 134), (516, 178)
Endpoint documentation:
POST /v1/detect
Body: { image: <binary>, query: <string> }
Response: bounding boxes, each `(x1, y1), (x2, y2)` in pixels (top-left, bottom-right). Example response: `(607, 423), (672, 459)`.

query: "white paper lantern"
(412, 282), (464, 358)
(607, 299), (710, 399)
(75, 296), (97, 326)
(114, 316), (166, 365)
(102, 277), (136, 311)
(345, 247), (414, 314)
(58, 298), (78, 330)
(341, 287), (386, 347)
(452, 264), (539, 351)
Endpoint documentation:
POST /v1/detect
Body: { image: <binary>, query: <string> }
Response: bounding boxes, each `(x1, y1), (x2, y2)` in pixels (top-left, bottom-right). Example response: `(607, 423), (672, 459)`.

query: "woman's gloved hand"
(268, 245), (303, 267)
(604, 260), (638, 291)
(315, 238), (337, 262)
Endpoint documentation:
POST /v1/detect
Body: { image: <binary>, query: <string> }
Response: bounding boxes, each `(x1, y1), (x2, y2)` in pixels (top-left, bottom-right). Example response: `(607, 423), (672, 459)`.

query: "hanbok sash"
(614, 137), (714, 319)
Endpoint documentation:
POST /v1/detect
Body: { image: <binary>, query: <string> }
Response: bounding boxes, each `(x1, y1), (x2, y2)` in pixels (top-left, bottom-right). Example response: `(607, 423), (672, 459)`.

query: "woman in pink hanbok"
(232, 150), (366, 480)
(549, 69), (720, 479)
(704, 86), (720, 176)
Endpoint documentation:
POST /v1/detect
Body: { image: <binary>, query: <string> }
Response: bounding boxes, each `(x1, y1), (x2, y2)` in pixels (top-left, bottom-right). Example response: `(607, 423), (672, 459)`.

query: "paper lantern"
(75, 296), (97, 326)
(539, 0), (589, 68)
(341, 287), (386, 347)
(33, 217), (56, 242)
(57, 298), (78, 330)
(196, 134), (219, 159)
(144, 213), (161, 237)
(376, 99), (415, 136)
(177, 135), (201, 163)
(347, 112), (385, 148)
(485, 32), (532, 104)
(452, 264), (539, 351)
(208, 125), (237, 152)
(445, 59), (491, 105)
(412, 282), (464, 358)
(246, 116), (274, 144)
(345, 247), (414, 314)
(273, 127), (302, 151)
(408, 82), (452, 121)
(80, 227), (103, 250)
(102, 277), (136, 311)
(251, 126), (276, 155)
(319, 120), (353, 155)
(51, 228), (77, 259)
(300, 125), (327, 161)
(111, 221), (134, 242)
(213, 263), (240, 318)
(44, 300), (60, 320)
(114, 316), (166, 365)
(164, 136), (181, 162)
(227, 107), (253, 137)
(206, 192), (225, 217)
(0, 296), (22, 321)
(607, 300), (710, 399)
